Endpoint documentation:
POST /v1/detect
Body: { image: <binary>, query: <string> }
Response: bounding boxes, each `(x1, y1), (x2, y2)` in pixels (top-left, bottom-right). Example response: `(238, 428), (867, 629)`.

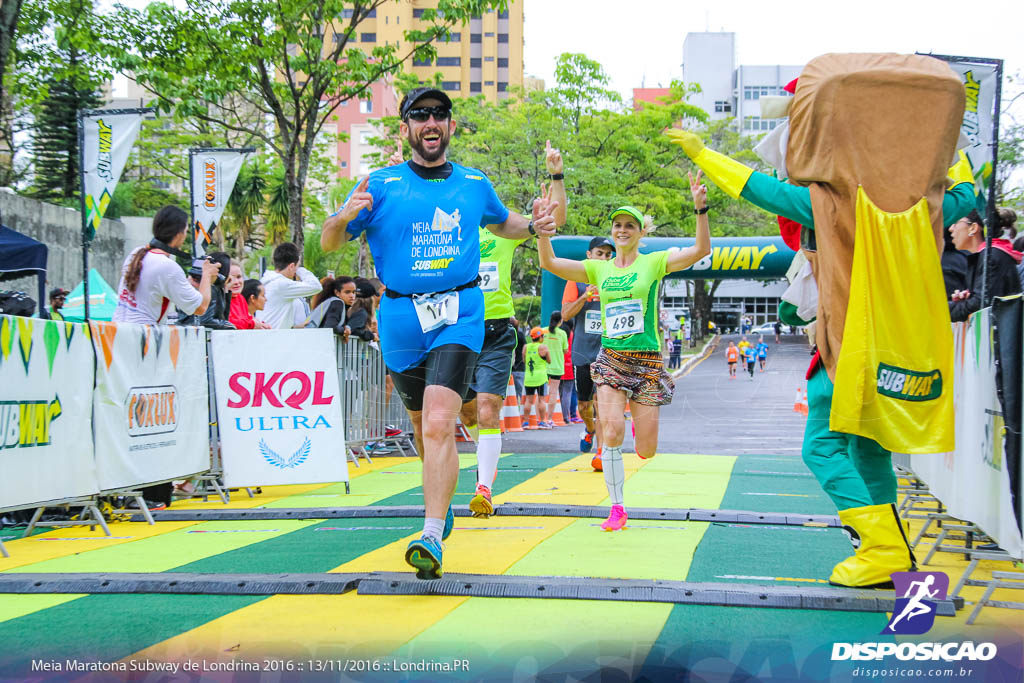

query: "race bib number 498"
(605, 299), (644, 338)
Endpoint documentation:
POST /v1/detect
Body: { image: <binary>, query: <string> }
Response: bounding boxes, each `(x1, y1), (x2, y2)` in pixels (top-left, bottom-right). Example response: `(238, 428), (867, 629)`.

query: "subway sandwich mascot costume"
(668, 53), (976, 588)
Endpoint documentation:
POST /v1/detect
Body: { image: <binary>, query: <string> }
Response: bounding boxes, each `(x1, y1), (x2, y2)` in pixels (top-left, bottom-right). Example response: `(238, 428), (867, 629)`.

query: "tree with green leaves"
(107, 0), (504, 257)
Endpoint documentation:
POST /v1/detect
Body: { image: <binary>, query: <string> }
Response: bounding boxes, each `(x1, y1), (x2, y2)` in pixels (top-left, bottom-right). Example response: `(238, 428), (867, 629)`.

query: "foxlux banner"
(942, 60), (998, 198)
(80, 109), (148, 241)
(210, 329), (349, 487)
(0, 315), (97, 509)
(90, 321), (210, 491)
(903, 309), (1023, 559)
(190, 149), (248, 258)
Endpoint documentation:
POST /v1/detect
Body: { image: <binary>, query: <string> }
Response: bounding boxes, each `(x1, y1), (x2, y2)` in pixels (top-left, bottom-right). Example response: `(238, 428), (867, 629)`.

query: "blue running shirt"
(756, 342), (768, 359)
(343, 162), (510, 371)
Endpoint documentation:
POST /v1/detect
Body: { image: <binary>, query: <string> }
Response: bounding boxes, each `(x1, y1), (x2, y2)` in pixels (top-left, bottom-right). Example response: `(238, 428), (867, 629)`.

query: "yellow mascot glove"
(665, 128), (754, 200)
(947, 150), (974, 191)
(665, 129), (705, 159)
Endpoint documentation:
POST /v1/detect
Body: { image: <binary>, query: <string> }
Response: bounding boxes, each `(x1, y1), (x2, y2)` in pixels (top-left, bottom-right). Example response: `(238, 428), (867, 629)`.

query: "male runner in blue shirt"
(322, 88), (564, 579)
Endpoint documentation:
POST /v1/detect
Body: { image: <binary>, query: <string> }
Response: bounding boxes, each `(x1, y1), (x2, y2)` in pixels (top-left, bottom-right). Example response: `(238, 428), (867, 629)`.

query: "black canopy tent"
(0, 224), (48, 317)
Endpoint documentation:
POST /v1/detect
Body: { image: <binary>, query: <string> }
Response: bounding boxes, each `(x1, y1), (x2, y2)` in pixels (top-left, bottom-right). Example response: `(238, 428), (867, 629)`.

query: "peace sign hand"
(688, 169), (707, 209)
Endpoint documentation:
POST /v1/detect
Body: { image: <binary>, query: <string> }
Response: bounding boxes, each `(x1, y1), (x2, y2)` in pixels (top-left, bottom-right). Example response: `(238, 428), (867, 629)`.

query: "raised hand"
(665, 129), (705, 159)
(532, 182), (552, 221)
(544, 139), (563, 175)
(341, 175), (373, 221)
(387, 136), (404, 167)
(533, 199), (559, 237)
(688, 169), (707, 208)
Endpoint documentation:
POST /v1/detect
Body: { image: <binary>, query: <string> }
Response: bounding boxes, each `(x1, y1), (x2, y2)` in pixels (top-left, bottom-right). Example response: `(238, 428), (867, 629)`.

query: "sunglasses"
(405, 106), (451, 122)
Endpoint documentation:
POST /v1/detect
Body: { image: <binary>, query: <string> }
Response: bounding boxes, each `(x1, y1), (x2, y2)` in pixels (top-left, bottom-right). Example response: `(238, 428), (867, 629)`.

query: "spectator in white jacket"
(255, 242), (321, 329)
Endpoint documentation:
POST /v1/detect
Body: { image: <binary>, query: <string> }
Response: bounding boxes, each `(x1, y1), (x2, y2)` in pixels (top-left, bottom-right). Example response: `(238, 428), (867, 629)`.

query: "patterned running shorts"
(590, 347), (675, 406)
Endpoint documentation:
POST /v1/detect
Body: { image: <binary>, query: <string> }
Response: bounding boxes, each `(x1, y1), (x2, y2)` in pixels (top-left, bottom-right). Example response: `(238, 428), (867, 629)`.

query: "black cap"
(355, 280), (378, 298)
(588, 236), (615, 251)
(399, 87), (453, 120)
(49, 287), (69, 299)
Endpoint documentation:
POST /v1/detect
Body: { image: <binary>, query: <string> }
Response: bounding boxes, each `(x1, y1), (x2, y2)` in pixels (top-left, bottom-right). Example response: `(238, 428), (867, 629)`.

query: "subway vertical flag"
(80, 109), (148, 242)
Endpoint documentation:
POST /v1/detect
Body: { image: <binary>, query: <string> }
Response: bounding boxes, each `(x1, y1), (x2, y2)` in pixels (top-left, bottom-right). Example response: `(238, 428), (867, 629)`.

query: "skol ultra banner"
(942, 60), (998, 199)
(210, 329), (349, 488)
(906, 310), (1024, 559)
(90, 321), (210, 491)
(80, 109), (148, 242)
(0, 315), (98, 509)
(189, 149), (249, 257)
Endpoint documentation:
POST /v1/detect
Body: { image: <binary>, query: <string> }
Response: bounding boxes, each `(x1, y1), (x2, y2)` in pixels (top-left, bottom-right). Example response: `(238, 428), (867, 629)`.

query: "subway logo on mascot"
(876, 364), (942, 401)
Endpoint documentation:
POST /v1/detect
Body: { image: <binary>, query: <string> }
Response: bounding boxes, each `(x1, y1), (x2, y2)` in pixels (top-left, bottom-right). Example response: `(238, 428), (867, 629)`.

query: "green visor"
(608, 206), (644, 226)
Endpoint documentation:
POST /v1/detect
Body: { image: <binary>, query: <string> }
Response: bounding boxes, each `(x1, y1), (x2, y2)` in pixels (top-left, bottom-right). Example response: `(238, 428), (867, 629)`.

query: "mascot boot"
(830, 503), (916, 589)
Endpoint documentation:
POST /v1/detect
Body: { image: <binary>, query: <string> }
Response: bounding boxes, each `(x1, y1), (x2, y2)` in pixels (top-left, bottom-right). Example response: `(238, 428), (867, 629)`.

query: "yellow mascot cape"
(786, 54), (964, 454)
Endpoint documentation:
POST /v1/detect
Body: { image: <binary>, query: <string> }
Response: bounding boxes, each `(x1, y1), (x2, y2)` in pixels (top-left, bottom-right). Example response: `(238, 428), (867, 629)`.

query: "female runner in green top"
(537, 171), (711, 531)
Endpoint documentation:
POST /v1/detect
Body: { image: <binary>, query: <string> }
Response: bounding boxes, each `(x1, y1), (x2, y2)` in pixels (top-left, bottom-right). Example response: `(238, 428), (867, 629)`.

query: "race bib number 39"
(605, 299), (644, 338)
(584, 309), (602, 335)
(479, 262), (499, 293)
(413, 291), (460, 333)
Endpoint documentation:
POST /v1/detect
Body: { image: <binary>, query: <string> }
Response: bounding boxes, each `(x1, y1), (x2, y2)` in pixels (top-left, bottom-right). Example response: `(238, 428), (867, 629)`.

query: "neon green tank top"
(478, 227), (526, 320)
(524, 341), (548, 387)
(583, 250), (668, 352)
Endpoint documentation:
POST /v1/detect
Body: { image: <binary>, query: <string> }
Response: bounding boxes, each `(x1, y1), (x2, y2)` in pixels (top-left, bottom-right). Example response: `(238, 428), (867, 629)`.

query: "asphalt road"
(496, 333), (813, 457)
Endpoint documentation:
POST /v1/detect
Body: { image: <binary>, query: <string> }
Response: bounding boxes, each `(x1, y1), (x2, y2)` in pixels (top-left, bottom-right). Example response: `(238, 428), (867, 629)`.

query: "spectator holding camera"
(256, 242), (321, 329)
(113, 205), (218, 325)
(178, 251), (235, 329)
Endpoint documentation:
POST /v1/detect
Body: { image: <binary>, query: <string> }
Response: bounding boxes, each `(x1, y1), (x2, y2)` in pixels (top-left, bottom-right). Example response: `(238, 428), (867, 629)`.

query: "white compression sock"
(476, 430), (502, 490)
(601, 446), (625, 505)
(423, 517), (444, 541)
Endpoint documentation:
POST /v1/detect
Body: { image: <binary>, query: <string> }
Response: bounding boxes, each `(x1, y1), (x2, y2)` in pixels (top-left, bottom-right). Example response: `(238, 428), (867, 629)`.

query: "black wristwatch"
(549, 173), (564, 181)
(528, 221), (536, 236)
(694, 206), (709, 215)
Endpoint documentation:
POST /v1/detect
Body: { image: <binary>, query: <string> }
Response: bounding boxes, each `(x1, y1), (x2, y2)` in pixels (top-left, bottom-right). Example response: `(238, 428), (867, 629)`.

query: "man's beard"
(409, 128), (450, 163)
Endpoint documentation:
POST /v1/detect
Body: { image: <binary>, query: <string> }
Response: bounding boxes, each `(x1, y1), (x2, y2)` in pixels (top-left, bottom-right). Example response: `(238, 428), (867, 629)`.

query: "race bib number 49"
(479, 262), (499, 293)
(605, 299), (644, 338)
(413, 290), (460, 333)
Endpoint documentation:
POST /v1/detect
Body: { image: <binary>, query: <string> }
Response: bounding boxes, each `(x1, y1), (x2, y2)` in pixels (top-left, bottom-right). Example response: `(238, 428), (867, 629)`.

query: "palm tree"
(224, 159), (268, 257)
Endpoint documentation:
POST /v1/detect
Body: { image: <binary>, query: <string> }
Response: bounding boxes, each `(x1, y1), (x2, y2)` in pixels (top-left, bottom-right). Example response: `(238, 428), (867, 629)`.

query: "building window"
(484, 56), (494, 62)
(446, 32), (460, 42)
(743, 85), (784, 100)
(436, 56), (461, 66)
(714, 100), (731, 113)
(413, 8), (424, 18)
(332, 34), (343, 43)
(471, 33), (482, 43)
(743, 117), (778, 131)
(361, 32), (375, 42)
(497, 82), (507, 92)
(497, 33), (508, 43)
(366, 8), (376, 17)
(342, 9), (353, 17)
(497, 57), (508, 67)
(484, 31), (494, 37)
(470, 82), (482, 93)
(359, 100), (372, 114)
(484, 80), (494, 86)
(360, 131), (373, 145)
(413, 57), (432, 66)
(441, 81), (460, 91)
(340, 161), (347, 168)
(498, 10), (509, 18)
(471, 57), (481, 67)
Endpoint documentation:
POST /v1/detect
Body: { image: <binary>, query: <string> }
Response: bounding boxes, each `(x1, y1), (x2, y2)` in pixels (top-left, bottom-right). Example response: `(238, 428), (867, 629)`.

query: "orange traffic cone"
(793, 387), (809, 416)
(501, 376), (523, 432)
(524, 402), (539, 429)
(551, 392), (567, 426)
(455, 416), (474, 442)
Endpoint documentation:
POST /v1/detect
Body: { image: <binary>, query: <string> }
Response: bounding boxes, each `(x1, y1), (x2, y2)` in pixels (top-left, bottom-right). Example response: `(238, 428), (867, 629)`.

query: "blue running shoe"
(405, 535), (443, 580)
(579, 429), (595, 453)
(442, 504), (454, 540)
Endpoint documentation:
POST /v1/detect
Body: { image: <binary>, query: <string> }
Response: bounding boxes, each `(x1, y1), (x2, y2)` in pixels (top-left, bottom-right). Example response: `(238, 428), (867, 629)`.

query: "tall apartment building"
(325, 0), (525, 178)
(678, 32), (802, 135)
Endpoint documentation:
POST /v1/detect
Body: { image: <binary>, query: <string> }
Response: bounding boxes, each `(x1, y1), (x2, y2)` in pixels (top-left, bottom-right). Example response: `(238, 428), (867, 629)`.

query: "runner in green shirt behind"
(537, 171), (712, 531)
(522, 328), (551, 430)
(541, 312), (569, 428)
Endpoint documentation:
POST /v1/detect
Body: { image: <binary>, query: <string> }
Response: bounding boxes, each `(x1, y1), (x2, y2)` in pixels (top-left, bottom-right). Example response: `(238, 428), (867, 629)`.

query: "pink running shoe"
(601, 504), (628, 531)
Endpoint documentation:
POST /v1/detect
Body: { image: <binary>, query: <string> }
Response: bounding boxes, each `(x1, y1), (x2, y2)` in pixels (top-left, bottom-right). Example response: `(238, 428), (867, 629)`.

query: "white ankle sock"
(423, 517), (444, 540)
(476, 430), (502, 489)
(601, 446), (625, 505)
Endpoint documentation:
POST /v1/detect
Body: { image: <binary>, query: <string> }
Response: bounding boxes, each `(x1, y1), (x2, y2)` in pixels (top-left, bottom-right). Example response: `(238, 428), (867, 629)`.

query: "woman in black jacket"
(948, 210), (1023, 322)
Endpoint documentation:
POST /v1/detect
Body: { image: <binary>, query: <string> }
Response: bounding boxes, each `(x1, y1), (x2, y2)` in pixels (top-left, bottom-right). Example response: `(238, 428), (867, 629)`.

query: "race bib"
(412, 290), (460, 333)
(584, 309), (602, 335)
(605, 299), (644, 338)
(479, 262), (499, 293)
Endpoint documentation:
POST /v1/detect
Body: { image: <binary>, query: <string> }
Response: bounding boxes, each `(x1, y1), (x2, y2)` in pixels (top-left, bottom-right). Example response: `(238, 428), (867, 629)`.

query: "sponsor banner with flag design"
(940, 60), (998, 200)
(210, 329), (349, 487)
(90, 321), (209, 491)
(190, 149), (250, 257)
(0, 314), (98, 509)
(80, 109), (148, 242)
(900, 309), (1024, 559)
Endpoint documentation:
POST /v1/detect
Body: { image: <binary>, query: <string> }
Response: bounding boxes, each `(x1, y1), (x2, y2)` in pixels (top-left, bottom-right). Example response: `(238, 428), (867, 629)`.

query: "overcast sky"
(523, 0), (1023, 125)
